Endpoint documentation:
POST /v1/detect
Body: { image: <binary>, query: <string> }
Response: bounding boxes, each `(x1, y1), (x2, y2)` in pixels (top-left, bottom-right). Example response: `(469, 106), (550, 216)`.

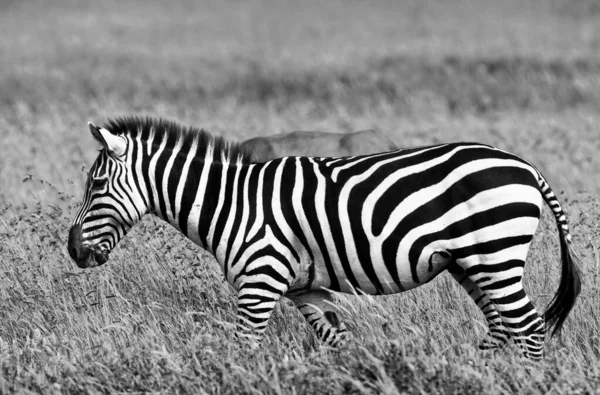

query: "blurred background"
(2, 0), (599, 206)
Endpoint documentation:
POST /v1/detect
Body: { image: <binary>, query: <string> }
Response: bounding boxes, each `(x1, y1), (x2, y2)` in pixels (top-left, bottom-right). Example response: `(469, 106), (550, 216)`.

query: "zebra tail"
(537, 173), (583, 337)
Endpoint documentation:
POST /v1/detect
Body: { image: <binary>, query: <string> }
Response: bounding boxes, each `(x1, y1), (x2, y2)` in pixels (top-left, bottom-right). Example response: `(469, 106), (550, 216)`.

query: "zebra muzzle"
(68, 225), (109, 268)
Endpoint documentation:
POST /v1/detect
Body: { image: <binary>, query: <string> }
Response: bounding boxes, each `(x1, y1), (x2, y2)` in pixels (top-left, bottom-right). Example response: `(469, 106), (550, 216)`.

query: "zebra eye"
(91, 176), (109, 189)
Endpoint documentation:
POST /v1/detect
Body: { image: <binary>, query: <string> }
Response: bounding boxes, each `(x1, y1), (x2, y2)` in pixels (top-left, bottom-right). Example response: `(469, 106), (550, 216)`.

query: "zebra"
(240, 129), (398, 162)
(67, 116), (581, 359)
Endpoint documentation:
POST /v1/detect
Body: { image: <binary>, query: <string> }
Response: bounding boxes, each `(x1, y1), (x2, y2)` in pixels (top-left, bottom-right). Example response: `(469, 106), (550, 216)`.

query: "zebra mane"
(102, 116), (253, 164)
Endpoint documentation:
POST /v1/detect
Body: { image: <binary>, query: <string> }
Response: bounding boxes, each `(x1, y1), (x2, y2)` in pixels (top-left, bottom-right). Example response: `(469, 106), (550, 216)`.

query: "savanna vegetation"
(1, 0), (599, 393)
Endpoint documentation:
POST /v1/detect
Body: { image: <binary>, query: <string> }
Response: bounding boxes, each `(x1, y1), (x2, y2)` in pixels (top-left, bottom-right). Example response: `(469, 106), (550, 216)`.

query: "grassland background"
(1, 0), (600, 393)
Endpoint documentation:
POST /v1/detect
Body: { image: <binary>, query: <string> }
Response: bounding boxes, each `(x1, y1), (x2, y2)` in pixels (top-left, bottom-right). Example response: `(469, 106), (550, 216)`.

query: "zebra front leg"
(235, 273), (289, 345)
(288, 290), (348, 347)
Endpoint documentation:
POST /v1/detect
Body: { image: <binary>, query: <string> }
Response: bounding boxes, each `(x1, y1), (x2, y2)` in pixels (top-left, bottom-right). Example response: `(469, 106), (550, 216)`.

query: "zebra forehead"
(100, 115), (253, 164)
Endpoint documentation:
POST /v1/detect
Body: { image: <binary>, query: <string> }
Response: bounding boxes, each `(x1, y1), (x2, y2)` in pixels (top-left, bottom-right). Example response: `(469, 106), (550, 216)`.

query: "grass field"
(1, 0), (600, 393)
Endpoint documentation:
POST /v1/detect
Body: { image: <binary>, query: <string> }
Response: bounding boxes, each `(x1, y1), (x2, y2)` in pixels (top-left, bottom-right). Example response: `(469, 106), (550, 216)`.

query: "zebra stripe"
(68, 117), (582, 360)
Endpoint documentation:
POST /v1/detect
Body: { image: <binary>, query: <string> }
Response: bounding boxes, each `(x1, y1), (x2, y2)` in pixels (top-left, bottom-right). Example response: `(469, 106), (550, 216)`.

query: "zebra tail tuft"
(544, 228), (582, 337)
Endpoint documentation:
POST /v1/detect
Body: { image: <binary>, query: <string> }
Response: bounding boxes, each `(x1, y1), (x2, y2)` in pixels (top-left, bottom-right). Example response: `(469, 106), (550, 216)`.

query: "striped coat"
(68, 117), (581, 359)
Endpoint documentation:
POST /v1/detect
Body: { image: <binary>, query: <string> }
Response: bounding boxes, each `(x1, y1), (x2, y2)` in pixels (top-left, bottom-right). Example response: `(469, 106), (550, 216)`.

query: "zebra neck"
(146, 157), (250, 264)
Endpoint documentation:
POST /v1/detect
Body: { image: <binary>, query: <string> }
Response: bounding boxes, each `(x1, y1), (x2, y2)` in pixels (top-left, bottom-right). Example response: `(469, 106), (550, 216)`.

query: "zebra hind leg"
(448, 264), (510, 351)
(288, 290), (348, 347)
(455, 255), (545, 360)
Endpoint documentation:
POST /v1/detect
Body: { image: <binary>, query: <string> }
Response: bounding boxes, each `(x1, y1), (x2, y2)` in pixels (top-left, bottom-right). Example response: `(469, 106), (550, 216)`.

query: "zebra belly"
(305, 243), (453, 296)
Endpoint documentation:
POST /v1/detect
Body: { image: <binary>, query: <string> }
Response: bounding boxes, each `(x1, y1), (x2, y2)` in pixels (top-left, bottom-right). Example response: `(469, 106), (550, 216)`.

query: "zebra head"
(68, 122), (146, 268)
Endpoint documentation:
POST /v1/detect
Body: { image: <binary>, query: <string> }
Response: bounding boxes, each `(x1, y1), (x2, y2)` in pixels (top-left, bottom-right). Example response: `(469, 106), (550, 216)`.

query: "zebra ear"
(88, 122), (126, 157)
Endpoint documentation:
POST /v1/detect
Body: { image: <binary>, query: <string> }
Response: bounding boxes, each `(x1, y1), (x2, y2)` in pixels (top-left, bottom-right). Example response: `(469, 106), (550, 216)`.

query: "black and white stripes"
(68, 116), (581, 359)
